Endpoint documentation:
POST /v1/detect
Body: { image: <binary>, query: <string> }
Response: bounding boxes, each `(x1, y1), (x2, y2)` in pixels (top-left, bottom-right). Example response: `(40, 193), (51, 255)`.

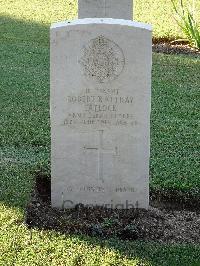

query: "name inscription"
(64, 88), (137, 128)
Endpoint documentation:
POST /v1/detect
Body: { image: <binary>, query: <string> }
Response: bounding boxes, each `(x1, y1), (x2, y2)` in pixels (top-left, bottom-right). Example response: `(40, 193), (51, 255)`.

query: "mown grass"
(0, 0), (199, 39)
(151, 53), (200, 197)
(135, 0), (200, 40)
(0, 1), (200, 265)
(1, 205), (200, 266)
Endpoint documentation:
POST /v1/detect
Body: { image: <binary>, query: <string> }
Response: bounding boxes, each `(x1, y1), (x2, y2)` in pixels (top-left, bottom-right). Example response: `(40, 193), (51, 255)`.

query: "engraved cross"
(84, 130), (119, 183)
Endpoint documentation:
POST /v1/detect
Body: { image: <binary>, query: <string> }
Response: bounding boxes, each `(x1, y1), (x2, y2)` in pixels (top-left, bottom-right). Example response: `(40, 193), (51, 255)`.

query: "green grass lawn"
(0, 1), (200, 265)
(0, 0), (200, 39)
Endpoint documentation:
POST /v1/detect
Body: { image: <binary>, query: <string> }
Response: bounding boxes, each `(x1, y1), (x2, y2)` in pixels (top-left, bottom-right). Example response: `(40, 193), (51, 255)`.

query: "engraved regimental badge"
(79, 35), (125, 83)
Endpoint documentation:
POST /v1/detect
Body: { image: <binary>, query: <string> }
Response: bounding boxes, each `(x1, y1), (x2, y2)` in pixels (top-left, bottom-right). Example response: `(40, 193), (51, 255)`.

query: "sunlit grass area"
(1, 204), (200, 266)
(0, 0), (199, 39)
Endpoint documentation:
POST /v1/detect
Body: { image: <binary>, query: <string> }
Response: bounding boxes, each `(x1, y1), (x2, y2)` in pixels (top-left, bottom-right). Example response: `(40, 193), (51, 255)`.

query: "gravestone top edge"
(51, 18), (152, 31)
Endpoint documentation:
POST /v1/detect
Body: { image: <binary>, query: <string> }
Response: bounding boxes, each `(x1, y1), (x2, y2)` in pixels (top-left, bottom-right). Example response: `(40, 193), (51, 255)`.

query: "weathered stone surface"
(78, 0), (133, 20)
(50, 18), (152, 209)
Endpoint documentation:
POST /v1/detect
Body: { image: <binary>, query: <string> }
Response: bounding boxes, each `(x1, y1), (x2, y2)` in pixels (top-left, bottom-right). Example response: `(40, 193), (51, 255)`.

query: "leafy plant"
(101, 217), (120, 228)
(171, 0), (200, 49)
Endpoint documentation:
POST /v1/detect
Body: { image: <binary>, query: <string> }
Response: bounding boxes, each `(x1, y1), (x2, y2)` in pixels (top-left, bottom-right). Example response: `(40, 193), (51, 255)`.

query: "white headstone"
(78, 0), (133, 20)
(51, 18), (152, 209)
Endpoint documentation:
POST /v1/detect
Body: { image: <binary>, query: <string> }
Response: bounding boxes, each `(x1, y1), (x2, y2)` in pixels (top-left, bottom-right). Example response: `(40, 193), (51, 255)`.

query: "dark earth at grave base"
(152, 42), (200, 56)
(25, 173), (200, 244)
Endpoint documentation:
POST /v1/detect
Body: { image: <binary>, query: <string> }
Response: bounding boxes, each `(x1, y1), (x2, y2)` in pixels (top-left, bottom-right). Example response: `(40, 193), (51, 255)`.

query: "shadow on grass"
(69, 235), (200, 266)
(0, 15), (50, 209)
(0, 15), (49, 46)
